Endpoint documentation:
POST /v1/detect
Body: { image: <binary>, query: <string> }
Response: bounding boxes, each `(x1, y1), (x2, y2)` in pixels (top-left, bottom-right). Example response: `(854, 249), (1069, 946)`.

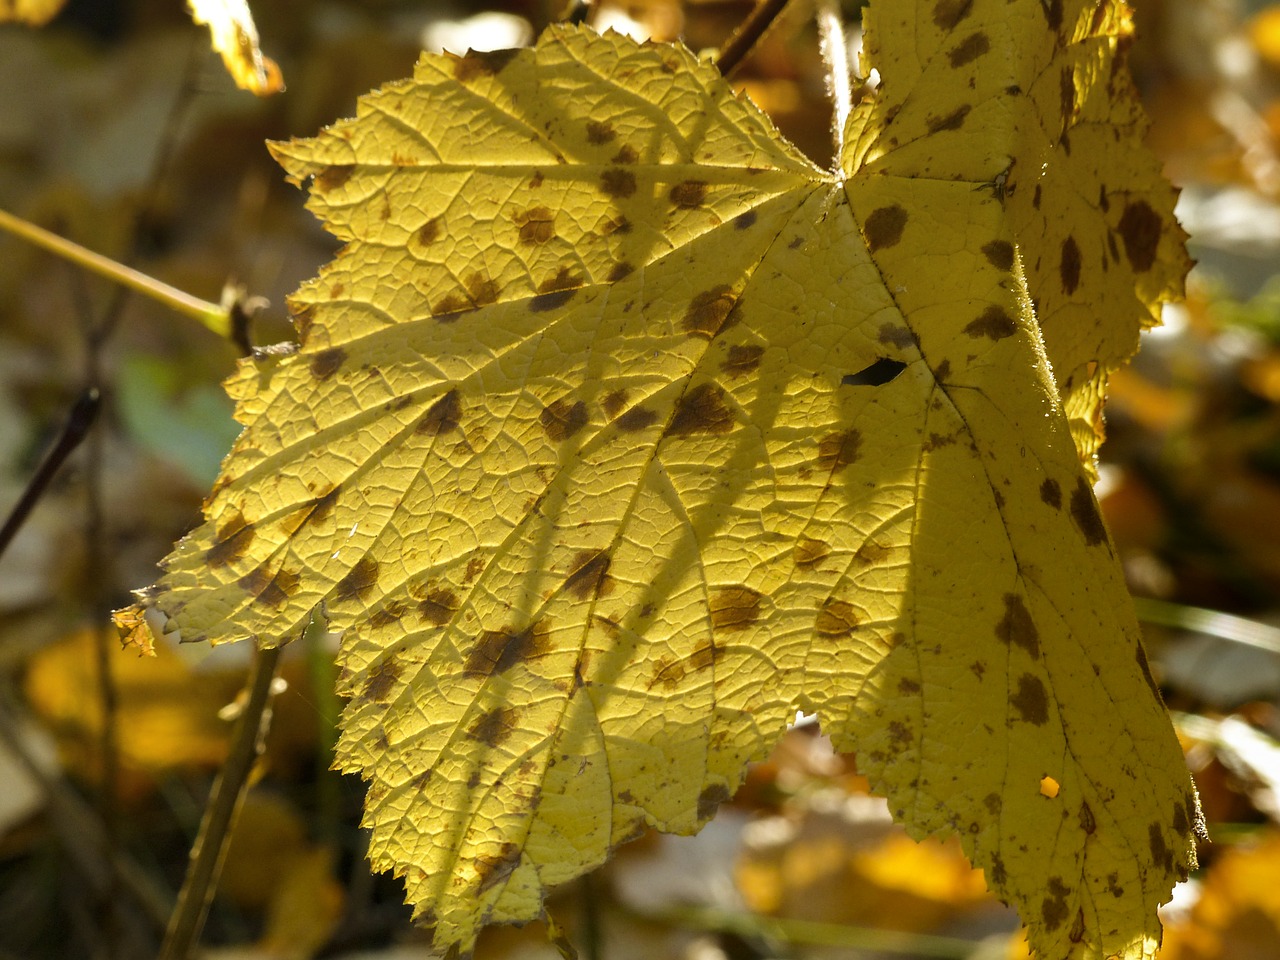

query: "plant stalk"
(715, 0), (792, 77)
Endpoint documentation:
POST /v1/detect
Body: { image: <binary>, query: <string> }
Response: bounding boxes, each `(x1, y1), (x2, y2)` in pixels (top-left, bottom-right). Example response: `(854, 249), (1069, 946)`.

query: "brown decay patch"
(464, 619), (551, 676)
(1041, 876), (1070, 932)
(971, 659), (987, 680)
(207, 512), (255, 568)
(709, 585), (763, 631)
(666, 383), (733, 437)
(417, 586), (459, 626)
(530, 267), (583, 312)
(734, 210), (757, 230)
(362, 657), (403, 702)
(310, 346), (347, 380)
(1060, 67), (1076, 123)
(452, 48), (519, 82)
(690, 638), (717, 671)
(982, 239), (1014, 271)
(1069, 909), (1086, 944)
(927, 104), (971, 133)
(888, 720), (912, 747)
(335, 557), (380, 603)
(948, 32), (990, 68)
(432, 293), (469, 322)
(933, 0), (973, 29)
(697, 783), (730, 820)
(289, 302), (315, 341)
(1173, 797), (1190, 838)
(616, 405), (659, 432)
(984, 792), (1002, 814)
(1011, 673), (1049, 725)
(586, 119), (615, 144)
(898, 677), (921, 694)
(469, 705), (520, 747)
(669, 180), (707, 209)
(996, 593), (1040, 659)
(601, 168), (636, 198)
(963, 305), (1016, 340)
(682, 285), (737, 338)
(722, 344), (763, 377)
(612, 144), (639, 165)
(608, 261), (634, 283)
(989, 853), (1007, 885)
(529, 171), (543, 189)
(647, 655), (685, 690)
(416, 218), (440, 247)
(602, 389), (628, 421)
(515, 205), (556, 245)
(818, 429), (862, 471)
(465, 555), (485, 584)
(1040, 477), (1062, 509)
(1069, 476), (1107, 546)
(793, 537), (831, 569)
(864, 205), (908, 253)
(474, 841), (521, 894)
(1060, 235), (1082, 294)
(540, 398), (589, 442)
(1149, 823), (1173, 872)
(465, 272), (500, 307)
(316, 164), (354, 192)
(417, 389), (462, 436)
(370, 600), (406, 628)
(1079, 800), (1096, 834)
(238, 566), (300, 609)
(1118, 200), (1161, 272)
(878, 323), (915, 348)
(815, 598), (860, 638)
(564, 549), (613, 600)
(329, 282), (345, 299)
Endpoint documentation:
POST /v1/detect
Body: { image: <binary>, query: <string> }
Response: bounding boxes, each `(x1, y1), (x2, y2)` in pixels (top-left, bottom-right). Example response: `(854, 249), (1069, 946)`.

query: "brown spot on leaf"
(469, 705), (519, 747)
(1149, 823), (1173, 872)
(602, 390), (628, 420)
(1172, 799), (1189, 838)
(612, 144), (639, 164)
(207, 512), (255, 568)
(689, 638), (717, 671)
(310, 347), (347, 380)
(1118, 200), (1162, 272)
(475, 841), (521, 894)
(733, 210), (757, 230)
(864, 205), (908, 253)
(996, 593), (1040, 659)
(515, 206), (556, 245)
(878, 323), (915, 348)
(586, 119), (615, 144)
(982, 239), (1014, 270)
(564, 549), (613, 600)
(963, 305), (1016, 340)
(1012, 673), (1049, 725)
(432, 293), (470, 322)
(607, 261), (634, 282)
(335, 557), (379, 603)
(540, 398), (589, 442)
(465, 273), (499, 306)
(818, 429), (862, 471)
(927, 104), (971, 133)
(697, 783), (730, 820)
(933, 0), (973, 29)
(710, 586), (763, 632)
(670, 180), (707, 208)
(989, 854), (1007, 885)
(1079, 801), (1096, 835)
(648, 655), (685, 690)
(601, 168), (636, 198)
(616, 405), (659, 432)
(984, 792), (1002, 814)
(1069, 909), (1086, 944)
(898, 677), (921, 694)
(239, 566), (299, 608)
(418, 588), (459, 626)
(452, 48), (519, 81)
(1040, 478), (1062, 509)
(1041, 877), (1070, 932)
(417, 390), (462, 436)
(722, 344), (764, 377)
(949, 32), (990, 67)
(682, 285), (737, 338)
(416, 218), (440, 247)
(793, 537), (831, 569)
(316, 164), (353, 192)
(530, 267), (582, 312)
(666, 383), (733, 436)
(1060, 236), (1082, 294)
(370, 601), (406, 628)
(464, 620), (550, 676)
(1069, 477), (1107, 545)
(362, 657), (402, 702)
(815, 598), (860, 637)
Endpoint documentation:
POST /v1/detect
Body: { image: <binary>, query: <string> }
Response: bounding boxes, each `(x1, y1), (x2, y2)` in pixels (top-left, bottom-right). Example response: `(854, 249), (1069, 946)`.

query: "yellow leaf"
(119, 4), (1202, 958)
(0, 0), (66, 26)
(187, 0), (283, 97)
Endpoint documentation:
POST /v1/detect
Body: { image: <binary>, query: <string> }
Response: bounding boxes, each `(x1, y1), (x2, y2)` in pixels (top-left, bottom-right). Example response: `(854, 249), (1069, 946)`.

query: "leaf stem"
(158, 644), (284, 960)
(714, 0), (792, 77)
(0, 207), (231, 338)
(815, 0), (851, 160)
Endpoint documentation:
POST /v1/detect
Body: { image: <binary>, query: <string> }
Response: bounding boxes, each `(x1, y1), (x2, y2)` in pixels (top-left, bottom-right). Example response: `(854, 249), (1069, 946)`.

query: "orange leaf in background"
(188, 0), (284, 97)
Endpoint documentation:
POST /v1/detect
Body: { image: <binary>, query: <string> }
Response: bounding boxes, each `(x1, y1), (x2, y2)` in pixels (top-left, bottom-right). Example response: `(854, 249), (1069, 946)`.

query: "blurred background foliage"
(3, 1), (1280, 958)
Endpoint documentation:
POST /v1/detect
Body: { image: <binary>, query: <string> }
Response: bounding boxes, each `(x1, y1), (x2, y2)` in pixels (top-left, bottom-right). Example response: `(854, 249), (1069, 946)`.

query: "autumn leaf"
(118, 2), (1202, 958)
(0, 0), (65, 26)
(188, 0), (283, 96)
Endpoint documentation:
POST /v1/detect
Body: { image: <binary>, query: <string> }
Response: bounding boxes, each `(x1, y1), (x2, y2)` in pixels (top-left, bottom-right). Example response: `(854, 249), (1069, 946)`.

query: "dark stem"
(158, 643), (285, 960)
(714, 0), (792, 77)
(0, 388), (100, 561)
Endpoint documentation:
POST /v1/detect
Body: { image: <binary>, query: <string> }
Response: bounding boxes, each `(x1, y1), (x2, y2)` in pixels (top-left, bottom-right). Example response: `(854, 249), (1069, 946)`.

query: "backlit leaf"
(118, 2), (1202, 957)
(0, 0), (66, 26)
(188, 0), (283, 97)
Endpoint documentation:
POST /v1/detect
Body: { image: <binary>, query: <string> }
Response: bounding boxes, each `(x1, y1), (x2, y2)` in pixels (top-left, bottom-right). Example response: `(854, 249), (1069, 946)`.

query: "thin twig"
(0, 388), (100, 561)
(815, 0), (851, 160)
(714, 0), (792, 78)
(158, 644), (285, 960)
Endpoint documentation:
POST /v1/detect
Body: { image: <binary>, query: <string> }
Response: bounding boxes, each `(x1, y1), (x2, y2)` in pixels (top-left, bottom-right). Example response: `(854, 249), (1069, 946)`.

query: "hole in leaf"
(842, 357), (907, 387)
(1040, 776), (1060, 799)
